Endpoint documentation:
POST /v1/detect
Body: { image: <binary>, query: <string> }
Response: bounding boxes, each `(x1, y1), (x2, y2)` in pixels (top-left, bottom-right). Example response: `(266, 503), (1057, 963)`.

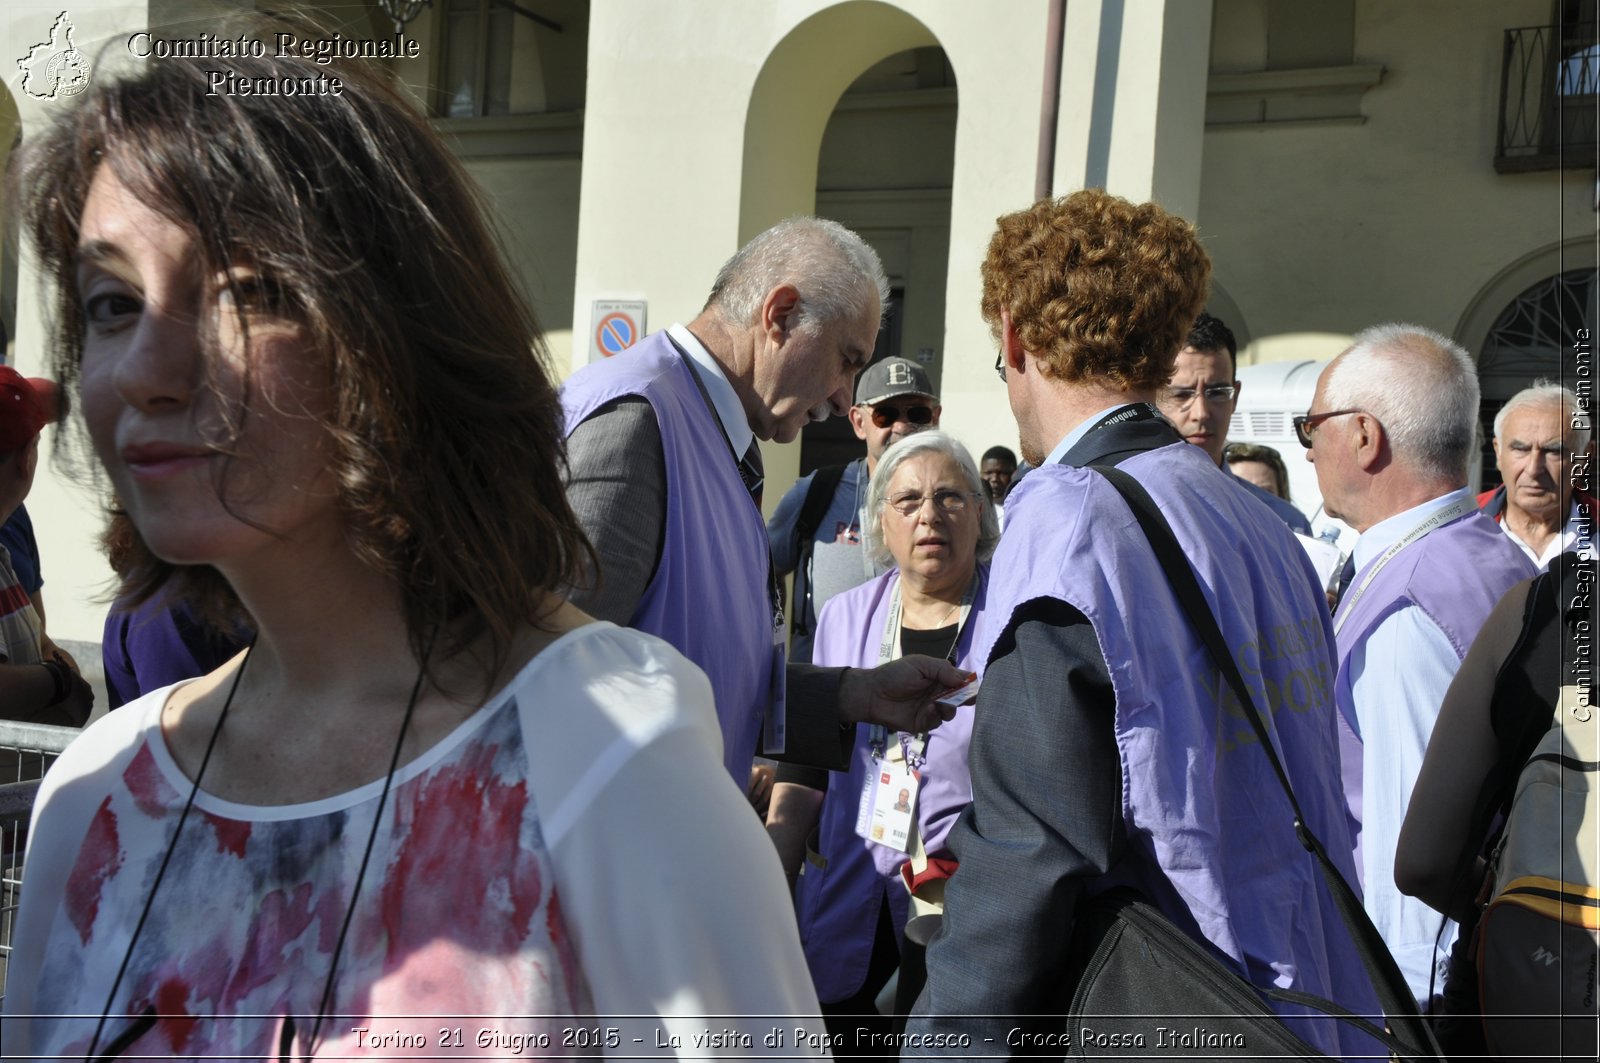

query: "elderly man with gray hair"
(1477, 380), (1595, 566)
(1300, 324), (1537, 1005)
(561, 217), (968, 788)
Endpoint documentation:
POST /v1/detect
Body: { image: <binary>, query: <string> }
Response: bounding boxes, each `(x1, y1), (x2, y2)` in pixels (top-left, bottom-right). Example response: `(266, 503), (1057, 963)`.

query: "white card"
(859, 754), (920, 853)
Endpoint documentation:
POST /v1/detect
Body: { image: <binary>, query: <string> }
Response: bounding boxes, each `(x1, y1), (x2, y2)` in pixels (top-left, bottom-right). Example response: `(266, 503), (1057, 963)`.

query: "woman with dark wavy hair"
(2, 23), (820, 1058)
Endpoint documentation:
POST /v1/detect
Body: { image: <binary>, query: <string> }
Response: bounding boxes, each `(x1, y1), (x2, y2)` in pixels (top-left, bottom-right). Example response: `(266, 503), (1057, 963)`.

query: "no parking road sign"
(590, 299), (648, 361)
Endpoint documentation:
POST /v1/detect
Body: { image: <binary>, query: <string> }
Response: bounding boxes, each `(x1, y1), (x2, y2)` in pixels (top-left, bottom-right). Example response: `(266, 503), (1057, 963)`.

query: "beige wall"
(391, 4), (585, 366)
(464, 155), (583, 368)
(571, 0), (1211, 479)
(572, 0), (960, 498)
(939, 0), (1212, 462)
(0, 0), (1589, 648)
(1202, 0), (1586, 367)
(0, 0), (582, 644)
(5, 1), (157, 646)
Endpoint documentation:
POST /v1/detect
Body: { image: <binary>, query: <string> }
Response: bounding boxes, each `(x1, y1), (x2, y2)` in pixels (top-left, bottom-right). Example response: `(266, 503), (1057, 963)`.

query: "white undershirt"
(1500, 498), (1595, 567)
(669, 322), (753, 458)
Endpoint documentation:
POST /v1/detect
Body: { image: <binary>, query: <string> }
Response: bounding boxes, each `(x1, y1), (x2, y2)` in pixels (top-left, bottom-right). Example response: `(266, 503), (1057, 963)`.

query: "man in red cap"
(0, 366), (93, 724)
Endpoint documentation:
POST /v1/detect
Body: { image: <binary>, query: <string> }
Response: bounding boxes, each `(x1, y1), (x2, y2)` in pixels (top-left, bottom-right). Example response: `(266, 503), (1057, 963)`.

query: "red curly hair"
(981, 190), (1211, 391)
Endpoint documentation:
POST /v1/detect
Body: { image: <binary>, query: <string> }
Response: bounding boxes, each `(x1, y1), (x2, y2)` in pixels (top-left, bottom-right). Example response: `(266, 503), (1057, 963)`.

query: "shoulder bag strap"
(791, 463), (849, 636)
(1091, 464), (1443, 1061)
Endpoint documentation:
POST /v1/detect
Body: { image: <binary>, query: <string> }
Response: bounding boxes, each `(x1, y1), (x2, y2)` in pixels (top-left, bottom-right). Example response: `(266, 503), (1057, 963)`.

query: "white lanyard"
(869, 573), (977, 763)
(1334, 496), (1479, 636)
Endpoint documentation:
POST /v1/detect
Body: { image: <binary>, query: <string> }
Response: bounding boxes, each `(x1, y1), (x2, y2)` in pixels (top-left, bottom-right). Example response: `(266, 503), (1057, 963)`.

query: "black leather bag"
(1064, 888), (1328, 1059)
(1069, 467), (1443, 1063)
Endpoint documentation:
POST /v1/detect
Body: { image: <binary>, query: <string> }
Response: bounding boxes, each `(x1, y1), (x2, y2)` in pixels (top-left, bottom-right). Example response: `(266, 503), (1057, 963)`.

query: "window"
(1496, 0), (1599, 170)
(442, 0), (513, 117)
(436, 0), (587, 119)
(1206, 0), (1381, 127)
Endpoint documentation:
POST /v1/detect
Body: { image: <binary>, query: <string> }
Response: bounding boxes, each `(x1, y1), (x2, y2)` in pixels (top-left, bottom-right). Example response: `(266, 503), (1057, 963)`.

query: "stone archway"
(801, 45), (959, 472)
(1457, 242), (1598, 487)
(742, 3), (947, 488)
(739, 1), (939, 241)
(1457, 237), (1599, 401)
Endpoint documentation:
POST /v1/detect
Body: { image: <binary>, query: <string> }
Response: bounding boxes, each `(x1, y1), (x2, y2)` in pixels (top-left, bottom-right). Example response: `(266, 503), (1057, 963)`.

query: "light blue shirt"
(1043, 404), (1129, 466)
(1338, 487), (1475, 1003)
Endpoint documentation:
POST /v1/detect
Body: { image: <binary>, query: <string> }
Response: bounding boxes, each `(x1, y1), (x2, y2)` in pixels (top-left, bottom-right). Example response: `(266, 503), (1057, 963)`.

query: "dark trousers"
(819, 897), (900, 1060)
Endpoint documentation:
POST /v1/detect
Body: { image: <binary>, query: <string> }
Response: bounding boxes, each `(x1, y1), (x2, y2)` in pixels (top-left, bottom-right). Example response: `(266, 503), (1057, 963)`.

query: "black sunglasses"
(866, 403), (935, 429)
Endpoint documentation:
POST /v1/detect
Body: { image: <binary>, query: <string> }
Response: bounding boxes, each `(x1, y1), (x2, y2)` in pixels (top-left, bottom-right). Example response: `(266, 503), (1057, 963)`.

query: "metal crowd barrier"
(0, 720), (82, 1002)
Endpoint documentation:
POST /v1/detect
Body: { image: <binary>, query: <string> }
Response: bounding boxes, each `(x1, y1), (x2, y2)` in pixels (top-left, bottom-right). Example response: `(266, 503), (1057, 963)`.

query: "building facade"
(1, 0), (1591, 645)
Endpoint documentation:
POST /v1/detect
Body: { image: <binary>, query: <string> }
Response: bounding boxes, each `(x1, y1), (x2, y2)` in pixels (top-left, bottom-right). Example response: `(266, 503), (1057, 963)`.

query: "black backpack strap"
(1091, 464), (1444, 1062)
(791, 463), (849, 636)
(1454, 555), (1595, 901)
(1483, 564), (1564, 812)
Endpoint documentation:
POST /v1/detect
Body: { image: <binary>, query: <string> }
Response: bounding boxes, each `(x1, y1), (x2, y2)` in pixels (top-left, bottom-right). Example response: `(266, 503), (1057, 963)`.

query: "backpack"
(790, 462), (848, 637)
(1476, 554), (1599, 1061)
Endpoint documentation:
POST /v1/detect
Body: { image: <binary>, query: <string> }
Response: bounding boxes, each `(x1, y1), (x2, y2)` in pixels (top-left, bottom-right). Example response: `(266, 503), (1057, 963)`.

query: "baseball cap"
(0, 366), (62, 453)
(855, 357), (937, 407)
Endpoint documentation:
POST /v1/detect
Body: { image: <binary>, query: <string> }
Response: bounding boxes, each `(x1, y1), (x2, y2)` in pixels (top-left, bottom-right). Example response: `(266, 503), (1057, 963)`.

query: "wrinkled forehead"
(1503, 401), (1584, 445)
(889, 450), (965, 489)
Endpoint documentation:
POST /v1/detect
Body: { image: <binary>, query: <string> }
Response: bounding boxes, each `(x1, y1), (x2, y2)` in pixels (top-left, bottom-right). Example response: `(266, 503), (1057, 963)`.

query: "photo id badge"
(857, 751), (920, 853)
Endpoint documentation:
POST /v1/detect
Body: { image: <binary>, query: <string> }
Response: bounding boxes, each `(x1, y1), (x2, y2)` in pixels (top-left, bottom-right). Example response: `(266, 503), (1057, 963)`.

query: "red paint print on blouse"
(124, 741), (177, 819)
(223, 881), (331, 1007)
(378, 743), (538, 957)
(63, 796), (124, 944)
(203, 810), (252, 858)
(154, 977), (199, 1052)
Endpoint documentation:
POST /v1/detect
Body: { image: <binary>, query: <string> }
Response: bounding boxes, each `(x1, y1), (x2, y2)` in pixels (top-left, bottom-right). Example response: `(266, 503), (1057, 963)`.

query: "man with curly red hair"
(905, 191), (1377, 1056)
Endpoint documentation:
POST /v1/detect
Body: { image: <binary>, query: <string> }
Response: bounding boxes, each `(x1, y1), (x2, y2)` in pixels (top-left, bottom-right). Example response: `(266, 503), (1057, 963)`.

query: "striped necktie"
(1336, 553), (1357, 594)
(738, 440), (764, 509)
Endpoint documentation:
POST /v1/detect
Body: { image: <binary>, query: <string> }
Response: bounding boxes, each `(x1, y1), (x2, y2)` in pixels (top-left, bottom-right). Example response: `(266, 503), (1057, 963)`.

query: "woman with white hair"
(766, 430), (997, 1054)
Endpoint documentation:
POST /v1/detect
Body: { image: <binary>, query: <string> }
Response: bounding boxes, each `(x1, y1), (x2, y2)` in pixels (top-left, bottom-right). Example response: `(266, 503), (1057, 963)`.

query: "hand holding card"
(935, 675), (981, 710)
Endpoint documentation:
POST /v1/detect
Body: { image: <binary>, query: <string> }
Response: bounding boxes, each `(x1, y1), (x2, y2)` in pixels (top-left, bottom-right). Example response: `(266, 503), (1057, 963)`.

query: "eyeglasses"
(886, 489), (976, 517)
(866, 403), (935, 429)
(1293, 408), (1363, 448)
(995, 351), (1006, 382)
(1163, 383), (1237, 407)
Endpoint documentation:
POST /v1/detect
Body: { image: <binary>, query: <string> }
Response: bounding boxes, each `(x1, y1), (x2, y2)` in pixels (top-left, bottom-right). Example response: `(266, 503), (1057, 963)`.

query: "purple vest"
(793, 567), (986, 1002)
(561, 332), (773, 781)
(1332, 509), (1536, 838)
(979, 442), (1378, 1056)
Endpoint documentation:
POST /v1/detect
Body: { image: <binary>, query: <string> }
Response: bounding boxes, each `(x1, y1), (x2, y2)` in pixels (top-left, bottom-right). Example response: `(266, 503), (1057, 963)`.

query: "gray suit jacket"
(565, 388), (852, 771)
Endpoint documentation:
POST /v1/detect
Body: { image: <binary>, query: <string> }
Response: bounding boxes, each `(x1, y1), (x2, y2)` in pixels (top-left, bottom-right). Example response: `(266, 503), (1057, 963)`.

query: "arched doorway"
(1475, 267), (1598, 486)
(1478, 268), (1597, 392)
(739, 1), (938, 239)
(739, 2), (953, 486)
(801, 44), (958, 471)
